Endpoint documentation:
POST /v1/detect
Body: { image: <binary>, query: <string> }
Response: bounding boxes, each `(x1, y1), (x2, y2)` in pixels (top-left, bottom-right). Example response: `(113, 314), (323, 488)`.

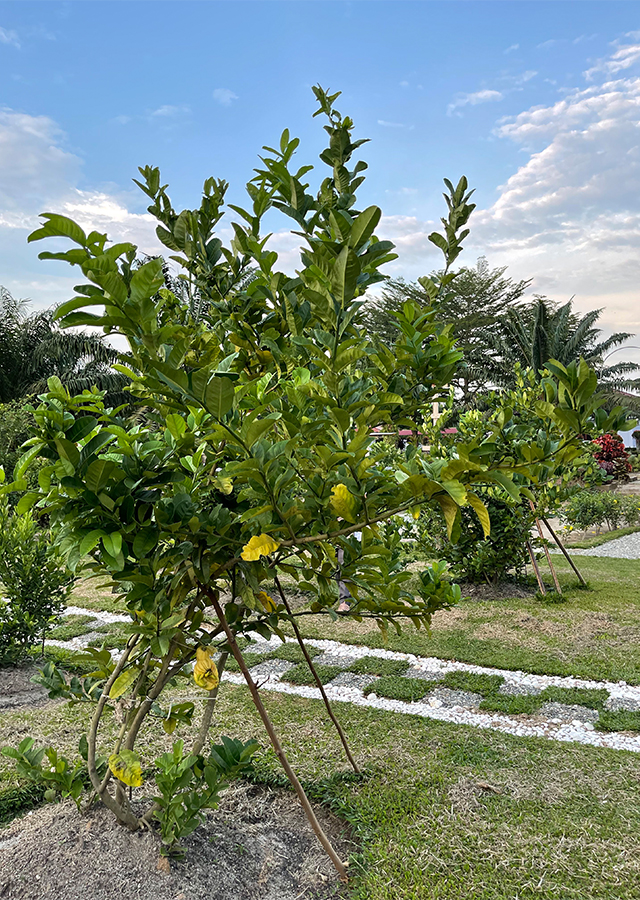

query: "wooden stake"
(526, 540), (546, 594)
(529, 502), (562, 594)
(273, 576), (360, 773)
(208, 591), (349, 883)
(540, 515), (588, 587)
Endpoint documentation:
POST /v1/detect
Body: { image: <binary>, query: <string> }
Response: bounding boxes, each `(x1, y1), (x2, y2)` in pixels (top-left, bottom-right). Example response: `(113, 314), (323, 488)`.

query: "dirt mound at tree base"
(0, 782), (352, 900)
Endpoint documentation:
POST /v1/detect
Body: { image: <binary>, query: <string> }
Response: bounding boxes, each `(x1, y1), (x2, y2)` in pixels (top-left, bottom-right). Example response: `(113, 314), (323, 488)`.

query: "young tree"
(2, 88), (613, 874)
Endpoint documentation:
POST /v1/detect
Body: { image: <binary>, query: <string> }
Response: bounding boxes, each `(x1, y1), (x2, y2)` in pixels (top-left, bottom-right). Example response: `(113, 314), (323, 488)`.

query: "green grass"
(440, 671), (505, 696)
(479, 693), (544, 715)
(269, 642), (322, 663)
(348, 656), (410, 677)
(47, 614), (97, 641)
(5, 685), (640, 900)
(364, 675), (430, 702)
(294, 556), (640, 685)
(540, 685), (609, 711)
(2, 676), (640, 897)
(596, 709), (640, 733)
(224, 652), (266, 673)
(284, 663), (343, 685)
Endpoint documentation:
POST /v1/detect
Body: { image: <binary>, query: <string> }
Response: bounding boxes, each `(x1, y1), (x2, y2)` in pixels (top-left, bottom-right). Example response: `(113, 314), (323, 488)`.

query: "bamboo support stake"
(526, 540), (546, 594)
(529, 502), (562, 594)
(540, 515), (588, 587)
(273, 576), (360, 774)
(209, 592), (349, 883)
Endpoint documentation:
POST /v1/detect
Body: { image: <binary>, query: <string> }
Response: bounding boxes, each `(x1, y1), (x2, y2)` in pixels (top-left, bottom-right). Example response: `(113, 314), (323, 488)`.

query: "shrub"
(561, 490), (640, 532)
(592, 434), (631, 480)
(418, 494), (535, 584)
(0, 495), (74, 663)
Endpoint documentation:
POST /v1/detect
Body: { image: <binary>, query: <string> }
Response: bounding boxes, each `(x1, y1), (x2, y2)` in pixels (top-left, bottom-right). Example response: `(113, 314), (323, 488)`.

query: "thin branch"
(274, 575), (359, 773)
(206, 588), (348, 883)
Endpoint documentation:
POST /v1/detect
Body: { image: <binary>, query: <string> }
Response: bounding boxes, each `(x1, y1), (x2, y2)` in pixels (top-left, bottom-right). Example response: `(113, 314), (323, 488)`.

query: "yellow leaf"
(467, 493), (491, 539)
(193, 647), (219, 690)
(330, 483), (357, 523)
(256, 590), (277, 612)
(438, 494), (459, 540)
(241, 533), (280, 561)
(108, 668), (137, 700)
(162, 718), (177, 735)
(108, 750), (143, 787)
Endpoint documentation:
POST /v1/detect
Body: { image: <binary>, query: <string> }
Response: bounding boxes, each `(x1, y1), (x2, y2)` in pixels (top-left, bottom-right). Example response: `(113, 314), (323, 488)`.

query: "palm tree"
(486, 297), (640, 396)
(0, 287), (130, 406)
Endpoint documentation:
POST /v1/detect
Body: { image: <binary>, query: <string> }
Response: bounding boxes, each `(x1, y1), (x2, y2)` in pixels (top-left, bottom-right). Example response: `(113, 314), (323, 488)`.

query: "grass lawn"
(1, 684), (640, 898)
(291, 555), (640, 685)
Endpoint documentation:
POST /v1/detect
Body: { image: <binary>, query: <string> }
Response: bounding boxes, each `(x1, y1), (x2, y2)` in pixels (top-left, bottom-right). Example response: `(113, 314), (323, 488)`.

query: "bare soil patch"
(0, 666), (48, 712)
(0, 782), (352, 900)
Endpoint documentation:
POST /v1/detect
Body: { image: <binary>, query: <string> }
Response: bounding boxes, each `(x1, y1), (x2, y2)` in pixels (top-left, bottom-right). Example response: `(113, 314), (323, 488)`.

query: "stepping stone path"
(46, 606), (640, 755)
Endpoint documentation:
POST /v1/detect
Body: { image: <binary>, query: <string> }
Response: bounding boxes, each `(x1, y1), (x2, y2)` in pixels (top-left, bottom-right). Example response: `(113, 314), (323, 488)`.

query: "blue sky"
(2, 1), (640, 363)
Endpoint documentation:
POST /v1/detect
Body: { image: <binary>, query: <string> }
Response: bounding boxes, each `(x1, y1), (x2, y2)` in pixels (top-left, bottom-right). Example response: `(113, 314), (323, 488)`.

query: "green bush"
(561, 490), (640, 532)
(418, 494), (535, 584)
(0, 496), (74, 662)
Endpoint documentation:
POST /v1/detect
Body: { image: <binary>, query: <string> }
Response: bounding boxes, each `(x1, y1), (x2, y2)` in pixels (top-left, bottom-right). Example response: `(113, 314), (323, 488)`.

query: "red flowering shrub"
(593, 433), (631, 479)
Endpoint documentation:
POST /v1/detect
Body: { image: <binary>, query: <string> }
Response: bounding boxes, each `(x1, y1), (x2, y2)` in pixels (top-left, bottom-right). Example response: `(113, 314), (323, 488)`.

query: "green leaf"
(28, 213), (87, 246)
(16, 492), (38, 515)
(349, 206), (381, 252)
(132, 530), (158, 559)
(467, 493), (491, 538)
(102, 532), (123, 559)
(78, 529), (106, 557)
(85, 459), (117, 493)
(203, 377), (235, 418)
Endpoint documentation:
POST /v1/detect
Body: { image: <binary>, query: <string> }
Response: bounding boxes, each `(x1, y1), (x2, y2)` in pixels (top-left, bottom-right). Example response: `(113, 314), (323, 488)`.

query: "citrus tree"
(1, 87), (614, 874)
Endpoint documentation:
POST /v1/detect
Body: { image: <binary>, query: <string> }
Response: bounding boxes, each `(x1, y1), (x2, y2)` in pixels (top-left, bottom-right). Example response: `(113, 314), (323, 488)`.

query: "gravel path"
(45, 607), (640, 755)
(567, 530), (640, 558)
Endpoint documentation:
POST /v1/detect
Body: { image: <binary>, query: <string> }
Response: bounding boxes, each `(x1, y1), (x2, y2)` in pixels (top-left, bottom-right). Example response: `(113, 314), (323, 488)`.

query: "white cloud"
(585, 39), (640, 81)
(376, 43), (640, 346)
(513, 70), (538, 86)
(0, 109), (160, 308)
(212, 88), (238, 106)
(150, 104), (189, 118)
(447, 89), (503, 116)
(399, 80), (409, 88)
(537, 39), (558, 50)
(0, 26), (20, 49)
(378, 119), (406, 128)
(505, 44), (519, 55)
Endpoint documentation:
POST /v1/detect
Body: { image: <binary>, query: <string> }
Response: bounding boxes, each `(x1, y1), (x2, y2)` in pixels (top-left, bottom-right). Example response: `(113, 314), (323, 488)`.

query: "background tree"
(486, 297), (640, 408)
(362, 258), (531, 403)
(0, 287), (130, 406)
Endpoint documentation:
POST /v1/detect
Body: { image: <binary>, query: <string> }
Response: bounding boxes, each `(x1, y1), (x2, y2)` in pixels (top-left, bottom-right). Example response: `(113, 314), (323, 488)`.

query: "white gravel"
(560, 531), (640, 559)
(47, 607), (640, 754)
